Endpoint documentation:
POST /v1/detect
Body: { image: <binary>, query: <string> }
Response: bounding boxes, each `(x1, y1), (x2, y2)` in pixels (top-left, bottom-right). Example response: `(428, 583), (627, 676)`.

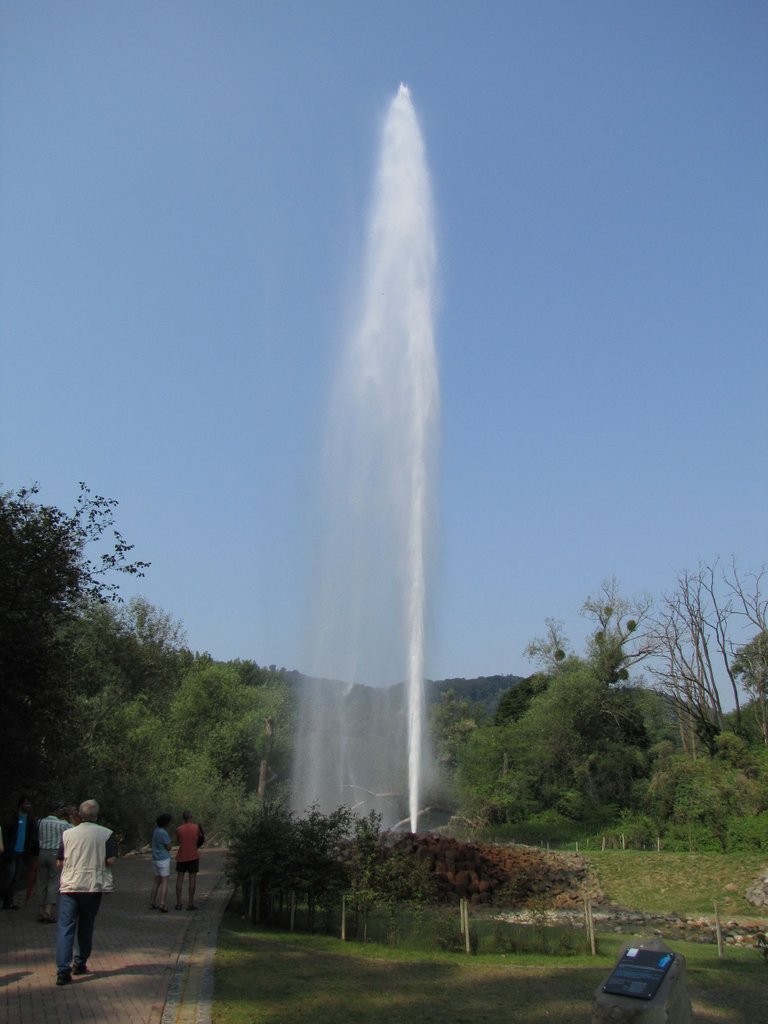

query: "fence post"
(341, 894), (347, 941)
(463, 899), (472, 954)
(584, 898), (596, 956)
(714, 902), (725, 959)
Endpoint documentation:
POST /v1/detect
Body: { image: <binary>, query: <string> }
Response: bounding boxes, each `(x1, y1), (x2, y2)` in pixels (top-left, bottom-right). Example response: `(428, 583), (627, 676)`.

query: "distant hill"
(426, 674), (525, 715)
(285, 670), (525, 717)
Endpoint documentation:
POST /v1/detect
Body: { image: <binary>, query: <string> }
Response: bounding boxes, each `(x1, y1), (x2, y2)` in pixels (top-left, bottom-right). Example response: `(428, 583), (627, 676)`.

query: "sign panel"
(602, 948), (676, 1001)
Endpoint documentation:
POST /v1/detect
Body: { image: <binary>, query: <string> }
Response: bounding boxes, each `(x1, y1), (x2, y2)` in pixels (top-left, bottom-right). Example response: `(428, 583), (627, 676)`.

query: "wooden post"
(462, 899), (472, 954)
(621, 833), (626, 850)
(341, 894), (347, 941)
(459, 897), (465, 934)
(657, 836), (661, 852)
(714, 902), (725, 959)
(584, 898), (596, 956)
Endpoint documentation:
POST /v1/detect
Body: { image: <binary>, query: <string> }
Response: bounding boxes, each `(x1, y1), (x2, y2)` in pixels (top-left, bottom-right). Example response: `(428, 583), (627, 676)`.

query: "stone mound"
(745, 870), (768, 908)
(393, 834), (602, 908)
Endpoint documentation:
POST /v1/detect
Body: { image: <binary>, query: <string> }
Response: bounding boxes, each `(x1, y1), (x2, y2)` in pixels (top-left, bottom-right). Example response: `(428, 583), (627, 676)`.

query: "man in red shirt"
(174, 810), (204, 910)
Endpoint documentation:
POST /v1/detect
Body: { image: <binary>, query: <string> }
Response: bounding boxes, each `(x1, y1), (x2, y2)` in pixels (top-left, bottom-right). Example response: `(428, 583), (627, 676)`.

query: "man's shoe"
(72, 963), (89, 976)
(56, 972), (71, 986)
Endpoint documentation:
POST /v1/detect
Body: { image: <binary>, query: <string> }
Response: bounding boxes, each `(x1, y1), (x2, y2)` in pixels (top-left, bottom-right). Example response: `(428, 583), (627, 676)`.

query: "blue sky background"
(2, 2), (766, 682)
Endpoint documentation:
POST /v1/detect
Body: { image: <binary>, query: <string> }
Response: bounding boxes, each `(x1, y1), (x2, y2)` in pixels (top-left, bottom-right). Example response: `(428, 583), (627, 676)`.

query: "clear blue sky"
(2, 2), (766, 681)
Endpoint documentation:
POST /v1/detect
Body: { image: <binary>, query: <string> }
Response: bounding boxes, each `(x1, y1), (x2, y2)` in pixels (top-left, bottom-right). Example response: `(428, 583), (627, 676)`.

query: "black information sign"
(602, 948), (676, 1001)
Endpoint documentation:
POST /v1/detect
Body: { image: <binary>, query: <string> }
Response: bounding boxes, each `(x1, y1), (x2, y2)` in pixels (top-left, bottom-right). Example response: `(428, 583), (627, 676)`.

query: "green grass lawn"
(212, 851), (768, 1023)
(212, 917), (766, 1024)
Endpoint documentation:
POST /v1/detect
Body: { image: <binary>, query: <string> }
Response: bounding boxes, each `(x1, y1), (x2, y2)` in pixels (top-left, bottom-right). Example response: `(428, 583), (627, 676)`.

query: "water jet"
(292, 85), (438, 832)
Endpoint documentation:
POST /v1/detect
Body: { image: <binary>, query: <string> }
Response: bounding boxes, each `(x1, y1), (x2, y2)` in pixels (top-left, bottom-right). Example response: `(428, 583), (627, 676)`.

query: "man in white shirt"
(55, 799), (118, 986)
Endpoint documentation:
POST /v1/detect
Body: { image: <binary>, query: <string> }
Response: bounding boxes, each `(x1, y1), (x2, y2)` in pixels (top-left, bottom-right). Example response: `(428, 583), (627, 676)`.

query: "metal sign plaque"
(602, 948), (676, 1001)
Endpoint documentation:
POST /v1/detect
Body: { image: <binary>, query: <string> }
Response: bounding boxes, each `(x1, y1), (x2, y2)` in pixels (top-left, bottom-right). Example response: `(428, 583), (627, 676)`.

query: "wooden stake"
(584, 898), (596, 956)
(341, 894), (347, 941)
(714, 902), (725, 959)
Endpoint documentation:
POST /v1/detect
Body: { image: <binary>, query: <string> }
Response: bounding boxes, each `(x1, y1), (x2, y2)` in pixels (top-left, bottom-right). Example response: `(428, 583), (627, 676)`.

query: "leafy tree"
(733, 631), (768, 745)
(494, 675), (543, 725)
(0, 483), (148, 800)
(430, 689), (479, 775)
(226, 801), (298, 894)
(347, 812), (434, 925)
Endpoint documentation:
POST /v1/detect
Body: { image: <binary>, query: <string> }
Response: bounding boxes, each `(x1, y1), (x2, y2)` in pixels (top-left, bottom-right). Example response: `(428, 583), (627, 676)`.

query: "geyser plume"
(292, 85), (438, 831)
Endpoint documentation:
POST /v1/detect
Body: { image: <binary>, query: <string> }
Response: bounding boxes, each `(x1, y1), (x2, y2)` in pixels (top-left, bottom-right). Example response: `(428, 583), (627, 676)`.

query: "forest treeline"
(2, 483), (767, 852)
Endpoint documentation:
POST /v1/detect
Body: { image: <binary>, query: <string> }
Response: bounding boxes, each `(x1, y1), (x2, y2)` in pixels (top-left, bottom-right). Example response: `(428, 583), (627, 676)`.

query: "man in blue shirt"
(1, 796), (37, 909)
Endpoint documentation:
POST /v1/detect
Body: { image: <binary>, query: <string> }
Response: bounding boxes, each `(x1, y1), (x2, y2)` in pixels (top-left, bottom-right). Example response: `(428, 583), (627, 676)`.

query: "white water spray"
(292, 85), (438, 832)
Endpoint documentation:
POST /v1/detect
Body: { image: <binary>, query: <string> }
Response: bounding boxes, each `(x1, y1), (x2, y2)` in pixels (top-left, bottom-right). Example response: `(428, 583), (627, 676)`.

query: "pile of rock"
(392, 834), (601, 907)
(745, 871), (768, 908)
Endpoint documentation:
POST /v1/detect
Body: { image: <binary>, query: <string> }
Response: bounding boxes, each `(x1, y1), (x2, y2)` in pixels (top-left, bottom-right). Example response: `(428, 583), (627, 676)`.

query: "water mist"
(292, 85), (438, 833)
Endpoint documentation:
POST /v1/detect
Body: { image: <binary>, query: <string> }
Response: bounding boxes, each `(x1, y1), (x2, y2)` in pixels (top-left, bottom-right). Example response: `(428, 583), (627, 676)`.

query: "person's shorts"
(153, 858), (171, 877)
(176, 859), (199, 874)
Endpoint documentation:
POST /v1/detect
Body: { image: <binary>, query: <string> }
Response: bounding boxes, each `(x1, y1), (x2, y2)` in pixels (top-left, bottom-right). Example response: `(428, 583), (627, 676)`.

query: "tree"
(733, 631), (768, 745)
(647, 561), (766, 754)
(495, 676), (543, 725)
(580, 578), (655, 684)
(523, 618), (571, 671)
(430, 689), (478, 775)
(0, 483), (149, 800)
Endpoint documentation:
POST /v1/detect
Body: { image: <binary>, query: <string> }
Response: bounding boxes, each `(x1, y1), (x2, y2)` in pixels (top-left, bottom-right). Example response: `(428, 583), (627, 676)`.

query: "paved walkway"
(0, 847), (232, 1024)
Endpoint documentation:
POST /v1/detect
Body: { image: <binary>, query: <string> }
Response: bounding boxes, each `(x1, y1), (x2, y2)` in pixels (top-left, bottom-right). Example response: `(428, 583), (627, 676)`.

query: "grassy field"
(212, 851), (768, 1023)
(212, 920), (766, 1024)
(587, 849), (768, 918)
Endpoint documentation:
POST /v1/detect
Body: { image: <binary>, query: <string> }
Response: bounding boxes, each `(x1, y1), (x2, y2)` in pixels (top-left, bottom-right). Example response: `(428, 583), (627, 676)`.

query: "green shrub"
(662, 822), (723, 853)
(480, 919), (582, 956)
(726, 812), (768, 852)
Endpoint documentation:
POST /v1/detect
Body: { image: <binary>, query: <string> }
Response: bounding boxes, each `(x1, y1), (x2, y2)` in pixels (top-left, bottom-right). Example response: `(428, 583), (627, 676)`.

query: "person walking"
(149, 813), (172, 912)
(1, 796), (37, 909)
(36, 804), (72, 922)
(174, 810), (204, 910)
(55, 799), (118, 986)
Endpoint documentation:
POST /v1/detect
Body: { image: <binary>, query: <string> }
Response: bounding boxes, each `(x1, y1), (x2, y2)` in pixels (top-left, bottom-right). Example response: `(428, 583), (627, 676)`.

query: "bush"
(481, 918), (583, 956)
(726, 812), (768, 852)
(662, 822), (723, 853)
